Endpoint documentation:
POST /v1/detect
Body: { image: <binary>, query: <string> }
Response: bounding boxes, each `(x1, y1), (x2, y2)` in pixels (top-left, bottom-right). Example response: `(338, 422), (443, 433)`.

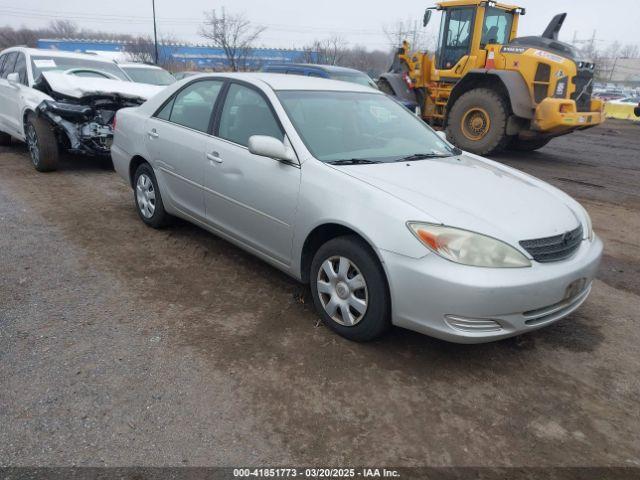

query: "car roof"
(118, 63), (164, 70)
(1, 47), (118, 63)
(190, 72), (379, 93)
(264, 63), (366, 75)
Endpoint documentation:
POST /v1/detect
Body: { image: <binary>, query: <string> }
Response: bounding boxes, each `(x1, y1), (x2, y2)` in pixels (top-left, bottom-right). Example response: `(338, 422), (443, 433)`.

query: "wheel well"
(301, 224), (378, 283)
(129, 155), (149, 187)
(22, 110), (36, 134)
(446, 74), (511, 119)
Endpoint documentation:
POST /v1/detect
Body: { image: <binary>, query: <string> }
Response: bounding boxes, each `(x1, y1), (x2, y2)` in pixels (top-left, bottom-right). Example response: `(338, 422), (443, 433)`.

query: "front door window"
(437, 7), (475, 70)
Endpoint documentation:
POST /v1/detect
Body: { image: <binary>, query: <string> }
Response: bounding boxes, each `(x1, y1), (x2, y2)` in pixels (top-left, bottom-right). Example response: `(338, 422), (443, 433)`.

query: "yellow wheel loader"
(378, 0), (605, 155)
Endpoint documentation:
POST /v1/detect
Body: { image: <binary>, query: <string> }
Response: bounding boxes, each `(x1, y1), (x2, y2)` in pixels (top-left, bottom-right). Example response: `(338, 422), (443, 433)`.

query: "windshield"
(122, 66), (176, 86)
(30, 56), (129, 81)
(330, 72), (378, 89)
(277, 91), (458, 163)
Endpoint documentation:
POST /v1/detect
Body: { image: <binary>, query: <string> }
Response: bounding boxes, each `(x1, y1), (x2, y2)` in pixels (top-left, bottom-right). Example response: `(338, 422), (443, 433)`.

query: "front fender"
(453, 69), (534, 120)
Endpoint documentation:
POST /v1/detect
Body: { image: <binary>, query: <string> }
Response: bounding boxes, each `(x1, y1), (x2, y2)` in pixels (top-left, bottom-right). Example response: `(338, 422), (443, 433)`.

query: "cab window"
(218, 83), (284, 147)
(437, 7), (475, 69)
(481, 7), (513, 47)
(155, 80), (224, 133)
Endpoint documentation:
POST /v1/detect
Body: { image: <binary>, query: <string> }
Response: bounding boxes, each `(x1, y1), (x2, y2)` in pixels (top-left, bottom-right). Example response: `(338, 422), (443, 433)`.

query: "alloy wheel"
(26, 124), (40, 166)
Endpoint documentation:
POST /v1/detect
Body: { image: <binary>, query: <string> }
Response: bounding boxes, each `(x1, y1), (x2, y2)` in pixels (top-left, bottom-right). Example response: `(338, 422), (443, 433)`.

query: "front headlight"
(407, 223), (531, 268)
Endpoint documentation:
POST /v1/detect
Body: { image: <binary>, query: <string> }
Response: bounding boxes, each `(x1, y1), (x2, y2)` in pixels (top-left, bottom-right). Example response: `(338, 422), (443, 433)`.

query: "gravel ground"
(1, 120), (639, 467)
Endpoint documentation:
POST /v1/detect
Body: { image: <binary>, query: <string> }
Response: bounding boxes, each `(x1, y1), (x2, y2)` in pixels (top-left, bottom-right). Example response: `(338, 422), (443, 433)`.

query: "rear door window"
(155, 80), (224, 133)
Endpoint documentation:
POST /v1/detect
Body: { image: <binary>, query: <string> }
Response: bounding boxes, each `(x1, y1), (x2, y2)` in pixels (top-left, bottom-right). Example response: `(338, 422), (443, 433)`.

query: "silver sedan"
(111, 73), (603, 343)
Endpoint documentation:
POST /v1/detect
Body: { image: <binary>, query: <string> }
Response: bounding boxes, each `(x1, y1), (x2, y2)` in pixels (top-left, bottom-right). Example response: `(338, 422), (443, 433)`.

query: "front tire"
(446, 88), (511, 155)
(25, 113), (59, 172)
(133, 163), (168, 228)
(509, 137), (552, 152)
(310, 235), (390, 342)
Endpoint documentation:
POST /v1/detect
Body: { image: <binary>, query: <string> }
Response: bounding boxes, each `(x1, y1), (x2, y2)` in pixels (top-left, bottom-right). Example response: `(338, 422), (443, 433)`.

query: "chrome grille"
(519, 225), (583, 263)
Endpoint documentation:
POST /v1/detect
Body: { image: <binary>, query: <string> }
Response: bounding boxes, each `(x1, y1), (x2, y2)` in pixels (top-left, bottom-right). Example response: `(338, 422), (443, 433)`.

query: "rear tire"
(0, 131), (11, 146)
(509, 137), (552, 152)
(446, 88), (510, 155)
(310, 235), (390, 342)
(25, 113), (59, 172)
(133, 163), (169, 228)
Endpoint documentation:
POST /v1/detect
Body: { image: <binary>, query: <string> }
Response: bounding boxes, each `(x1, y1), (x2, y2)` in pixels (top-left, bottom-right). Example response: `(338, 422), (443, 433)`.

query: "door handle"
(147, 129), (159, 138)
(206, 152), (223, 164)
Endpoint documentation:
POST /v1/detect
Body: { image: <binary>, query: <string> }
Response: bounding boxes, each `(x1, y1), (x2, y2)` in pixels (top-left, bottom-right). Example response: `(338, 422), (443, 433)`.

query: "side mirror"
(436, 130), (448, 141)
(423, 9), (432, 27)
(7, 72), (20, 86)
(635, 105), (640, 117)
(248, 135), (296, 163)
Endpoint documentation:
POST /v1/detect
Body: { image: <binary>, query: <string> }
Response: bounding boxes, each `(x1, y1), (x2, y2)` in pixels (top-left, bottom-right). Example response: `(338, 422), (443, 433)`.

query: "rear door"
(144, 79), (225, 220)
(203, 81), (301, 265)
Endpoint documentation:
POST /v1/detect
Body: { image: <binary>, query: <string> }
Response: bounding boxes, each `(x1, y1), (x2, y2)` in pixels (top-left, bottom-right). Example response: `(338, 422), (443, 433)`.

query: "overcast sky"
(1, 0), (638, 50)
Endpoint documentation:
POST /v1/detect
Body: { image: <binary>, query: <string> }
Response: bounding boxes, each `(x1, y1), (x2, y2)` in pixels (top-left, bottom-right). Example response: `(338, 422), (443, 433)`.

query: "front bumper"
(533, 98), (604, 133)
(380, 235), (603, 343)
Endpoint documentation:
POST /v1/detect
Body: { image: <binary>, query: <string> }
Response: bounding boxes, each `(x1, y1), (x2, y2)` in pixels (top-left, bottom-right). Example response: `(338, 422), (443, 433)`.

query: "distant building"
(36, 38), (310, 70)
(600, 58), (640, 87)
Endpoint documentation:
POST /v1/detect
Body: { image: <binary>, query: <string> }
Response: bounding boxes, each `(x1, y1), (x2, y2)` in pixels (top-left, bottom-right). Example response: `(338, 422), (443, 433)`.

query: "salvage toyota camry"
(111, 73), (603, 343)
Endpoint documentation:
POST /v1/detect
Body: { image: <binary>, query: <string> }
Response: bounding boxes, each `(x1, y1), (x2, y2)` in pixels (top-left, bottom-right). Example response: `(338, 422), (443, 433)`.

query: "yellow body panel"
(534, 98), (602, 132)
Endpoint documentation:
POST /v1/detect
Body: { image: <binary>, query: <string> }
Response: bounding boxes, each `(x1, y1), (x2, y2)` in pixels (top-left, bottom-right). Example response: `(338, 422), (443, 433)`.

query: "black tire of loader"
(509, 137), (552, 152)
(446, 88), (511, 155)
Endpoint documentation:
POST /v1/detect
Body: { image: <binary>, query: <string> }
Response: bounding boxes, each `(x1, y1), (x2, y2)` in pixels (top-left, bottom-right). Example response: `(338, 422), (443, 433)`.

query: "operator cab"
(424, 1), (522, 72)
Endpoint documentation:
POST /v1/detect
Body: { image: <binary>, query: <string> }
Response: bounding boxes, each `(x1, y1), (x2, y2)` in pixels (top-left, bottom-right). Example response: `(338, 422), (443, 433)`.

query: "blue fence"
(37, 39), (310, 69)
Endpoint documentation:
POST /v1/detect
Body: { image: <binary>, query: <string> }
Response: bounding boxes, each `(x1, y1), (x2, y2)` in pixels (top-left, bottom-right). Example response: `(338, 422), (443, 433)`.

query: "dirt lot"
(1, 119), (639, 468)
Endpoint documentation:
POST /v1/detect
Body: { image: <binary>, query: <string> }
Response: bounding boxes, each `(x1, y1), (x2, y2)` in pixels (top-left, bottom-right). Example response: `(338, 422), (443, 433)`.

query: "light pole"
(152, 0), (159, 64)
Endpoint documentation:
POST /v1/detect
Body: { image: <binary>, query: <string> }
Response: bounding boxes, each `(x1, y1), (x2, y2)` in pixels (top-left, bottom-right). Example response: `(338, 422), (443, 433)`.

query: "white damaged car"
(0, 47), (163, 171)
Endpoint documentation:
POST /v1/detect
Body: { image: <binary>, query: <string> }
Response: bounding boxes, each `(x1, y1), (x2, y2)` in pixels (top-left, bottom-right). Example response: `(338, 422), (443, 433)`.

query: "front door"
(144, 79), (224, 219)
(203, 82), (301, 265)
(436, 7), (476, 72)
(0, 52), (20, 135)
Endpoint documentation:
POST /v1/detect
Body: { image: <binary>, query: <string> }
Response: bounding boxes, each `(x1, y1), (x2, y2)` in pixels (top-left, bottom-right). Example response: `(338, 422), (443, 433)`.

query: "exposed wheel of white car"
(310, 235), (390, 342)
(25, 113), (59, 172)
(133, 163), (168, 228)
(0, 131), (11, 146)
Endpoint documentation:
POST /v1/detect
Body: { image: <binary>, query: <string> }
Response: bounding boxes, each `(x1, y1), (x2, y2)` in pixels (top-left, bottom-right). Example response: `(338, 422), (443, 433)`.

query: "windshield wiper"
(327, 158), (381, 165)
(397, 153), (453, 162)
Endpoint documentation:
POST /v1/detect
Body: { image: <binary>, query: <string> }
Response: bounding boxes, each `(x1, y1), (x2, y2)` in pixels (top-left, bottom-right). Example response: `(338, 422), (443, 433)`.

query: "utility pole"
(152, 0), (159, 65)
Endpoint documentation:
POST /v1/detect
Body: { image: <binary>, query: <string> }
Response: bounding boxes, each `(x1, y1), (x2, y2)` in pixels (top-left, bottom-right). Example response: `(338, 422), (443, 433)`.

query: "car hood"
(334, 153), (581, 242)
(41, 71), (163, 101)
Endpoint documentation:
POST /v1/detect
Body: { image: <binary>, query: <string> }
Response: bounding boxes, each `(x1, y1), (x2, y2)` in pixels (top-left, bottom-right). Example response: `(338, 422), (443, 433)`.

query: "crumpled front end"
(33, 74), (149, 156)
